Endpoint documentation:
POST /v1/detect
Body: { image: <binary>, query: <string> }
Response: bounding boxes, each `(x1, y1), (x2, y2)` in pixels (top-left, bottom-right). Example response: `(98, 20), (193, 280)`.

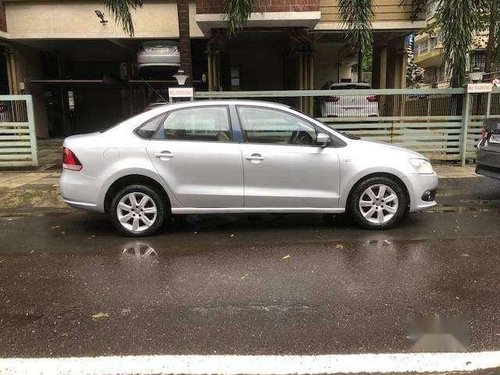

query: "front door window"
(237, 106), (317, 146)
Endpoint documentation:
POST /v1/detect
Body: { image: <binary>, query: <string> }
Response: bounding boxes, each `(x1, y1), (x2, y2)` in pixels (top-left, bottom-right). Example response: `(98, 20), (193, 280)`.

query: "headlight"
(409, 158), (434, 174)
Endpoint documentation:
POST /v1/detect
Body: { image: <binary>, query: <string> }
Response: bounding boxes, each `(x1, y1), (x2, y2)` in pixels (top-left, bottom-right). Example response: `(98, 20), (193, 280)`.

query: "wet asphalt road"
(0, 178), (499, 358)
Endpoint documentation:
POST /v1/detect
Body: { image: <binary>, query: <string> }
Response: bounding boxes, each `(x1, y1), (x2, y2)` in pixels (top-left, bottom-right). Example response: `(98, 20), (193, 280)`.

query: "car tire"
(349, 176), (409, 230)
(110, 184), (166, 237)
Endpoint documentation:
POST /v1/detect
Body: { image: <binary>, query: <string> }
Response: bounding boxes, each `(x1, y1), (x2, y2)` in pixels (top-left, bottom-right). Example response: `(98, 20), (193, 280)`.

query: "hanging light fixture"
(173, 69), (189, 86)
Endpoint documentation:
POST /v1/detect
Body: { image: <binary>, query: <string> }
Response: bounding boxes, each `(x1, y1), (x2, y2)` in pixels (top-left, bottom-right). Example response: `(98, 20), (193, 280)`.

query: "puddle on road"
(120, 242), (159, 264)
(0, 209), (75, 221)
(427, 205), (499, 214)
(0, 312), (43, 327)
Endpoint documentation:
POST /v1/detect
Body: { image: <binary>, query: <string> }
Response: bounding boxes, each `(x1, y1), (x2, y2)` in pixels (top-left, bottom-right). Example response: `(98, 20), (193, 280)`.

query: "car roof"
(146, 99), (291, 114)
(111, 98), (350, 145)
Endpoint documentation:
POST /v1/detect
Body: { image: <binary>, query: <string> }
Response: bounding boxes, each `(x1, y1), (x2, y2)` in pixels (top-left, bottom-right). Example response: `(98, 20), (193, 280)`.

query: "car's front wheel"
(110, 184), (166, 236)
(349, 176), (408, 230)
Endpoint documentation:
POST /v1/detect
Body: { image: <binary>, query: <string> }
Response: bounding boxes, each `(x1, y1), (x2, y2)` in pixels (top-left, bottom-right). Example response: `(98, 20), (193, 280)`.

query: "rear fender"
(97, 163), (182, 212)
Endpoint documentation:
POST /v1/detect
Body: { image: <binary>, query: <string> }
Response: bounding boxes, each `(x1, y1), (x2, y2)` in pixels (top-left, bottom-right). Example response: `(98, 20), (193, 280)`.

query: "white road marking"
(0, 352), (500, 374)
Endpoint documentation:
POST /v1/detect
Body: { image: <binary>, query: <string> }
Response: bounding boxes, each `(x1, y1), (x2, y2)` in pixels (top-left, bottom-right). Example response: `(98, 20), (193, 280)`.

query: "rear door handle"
(154, 151), (174, 160)
(246, 153), (264, 162)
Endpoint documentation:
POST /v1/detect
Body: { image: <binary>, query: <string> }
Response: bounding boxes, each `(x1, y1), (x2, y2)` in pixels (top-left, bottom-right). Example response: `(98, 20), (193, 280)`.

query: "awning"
(195, 11), (321, 36)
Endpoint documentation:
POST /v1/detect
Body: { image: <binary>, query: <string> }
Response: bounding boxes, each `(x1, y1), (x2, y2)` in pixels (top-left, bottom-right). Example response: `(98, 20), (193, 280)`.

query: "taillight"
(63, 147), (83, 171)
(481, 127), (490, 140)
(367, 95), (378, 102)
(325, 96), (340, 103)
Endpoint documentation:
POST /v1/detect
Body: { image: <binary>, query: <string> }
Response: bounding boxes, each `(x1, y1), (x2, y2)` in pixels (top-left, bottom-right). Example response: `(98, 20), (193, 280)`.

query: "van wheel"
(349, 176), (408, 230)
(110, 184), (166, 237)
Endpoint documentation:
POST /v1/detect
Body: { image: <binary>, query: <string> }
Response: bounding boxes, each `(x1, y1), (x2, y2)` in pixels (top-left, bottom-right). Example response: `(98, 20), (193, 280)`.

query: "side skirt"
(171, 207), (345, 214)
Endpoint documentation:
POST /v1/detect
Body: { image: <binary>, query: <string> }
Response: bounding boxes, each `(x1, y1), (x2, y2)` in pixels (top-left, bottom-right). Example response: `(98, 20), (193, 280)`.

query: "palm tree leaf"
(399, 0), (429, 21)
(435, 0), (488, 86)
(103, 0), (143, 36)
(338, 0), (374, 56)
(222, 0), (255, 35)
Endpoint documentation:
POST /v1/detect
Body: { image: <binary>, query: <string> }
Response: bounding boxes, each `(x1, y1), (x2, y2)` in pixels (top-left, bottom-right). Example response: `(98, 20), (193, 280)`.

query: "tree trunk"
(176, 0), (193, 84)
(484, 0), (497, 73)
(357, 50), (363, 82)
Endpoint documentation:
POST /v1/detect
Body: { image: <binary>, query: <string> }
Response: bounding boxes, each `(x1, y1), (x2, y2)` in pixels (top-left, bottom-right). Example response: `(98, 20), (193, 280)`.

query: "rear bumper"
(476, 164), (500, 180)
(320, 102), (379, 117)
(476, 146), (500, 179)
(59, 170), (104, 213)
(63, 199), (100, 211)
(137, 54), (180, 68)
(477, 147), (500, 167)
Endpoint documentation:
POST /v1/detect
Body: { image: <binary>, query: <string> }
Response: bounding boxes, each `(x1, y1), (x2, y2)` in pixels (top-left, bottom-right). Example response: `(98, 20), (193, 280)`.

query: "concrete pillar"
(296, 49), (314, 116)
(339, 65), (352, 81)
(206, 49), (221, 91)
(13, 44), (49, 138)
(379, 46), (388, 89)
(372, 48), (381, 89)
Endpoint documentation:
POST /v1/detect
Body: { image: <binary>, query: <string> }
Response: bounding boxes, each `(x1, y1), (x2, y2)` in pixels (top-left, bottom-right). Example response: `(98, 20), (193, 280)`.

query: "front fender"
(339, 165), (413, 209)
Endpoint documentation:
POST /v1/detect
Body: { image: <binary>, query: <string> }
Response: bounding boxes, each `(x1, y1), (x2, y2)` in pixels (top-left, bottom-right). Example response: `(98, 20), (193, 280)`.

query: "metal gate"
(0, 95), (38, 168)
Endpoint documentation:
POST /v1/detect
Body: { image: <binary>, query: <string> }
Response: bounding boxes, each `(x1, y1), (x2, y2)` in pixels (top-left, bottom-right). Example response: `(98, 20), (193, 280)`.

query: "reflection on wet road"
(0, 210), (499, 358)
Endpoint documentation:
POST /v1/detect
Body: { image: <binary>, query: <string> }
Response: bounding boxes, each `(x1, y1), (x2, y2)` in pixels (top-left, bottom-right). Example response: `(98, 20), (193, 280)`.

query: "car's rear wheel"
(110, 184), (166, 237)
(349, 176), (408, 230)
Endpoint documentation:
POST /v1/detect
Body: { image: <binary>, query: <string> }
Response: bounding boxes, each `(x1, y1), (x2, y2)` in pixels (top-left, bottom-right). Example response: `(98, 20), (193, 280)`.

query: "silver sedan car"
(60, 100), (438, 236)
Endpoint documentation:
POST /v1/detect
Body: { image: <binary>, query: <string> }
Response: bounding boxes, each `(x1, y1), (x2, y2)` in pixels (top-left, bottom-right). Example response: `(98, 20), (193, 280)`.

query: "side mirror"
(316, 132), (331, 148)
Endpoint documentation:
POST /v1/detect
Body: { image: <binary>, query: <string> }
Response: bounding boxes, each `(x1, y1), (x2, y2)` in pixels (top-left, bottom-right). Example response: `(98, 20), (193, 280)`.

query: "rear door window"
(135, 114), (166, 139)
(158, 106), (232, 142)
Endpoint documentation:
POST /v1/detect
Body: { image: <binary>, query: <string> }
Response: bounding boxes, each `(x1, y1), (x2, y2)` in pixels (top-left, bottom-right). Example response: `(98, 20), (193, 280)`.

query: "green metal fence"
(0, 95), (38, 168)
(194, 87), (500, 165)
(466, 90), (500, 163)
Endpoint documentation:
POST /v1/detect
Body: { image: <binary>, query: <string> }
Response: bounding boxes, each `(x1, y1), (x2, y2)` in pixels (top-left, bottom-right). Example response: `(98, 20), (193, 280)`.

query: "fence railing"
(0, 95), (38, 168)
(194, 87), (500, 164)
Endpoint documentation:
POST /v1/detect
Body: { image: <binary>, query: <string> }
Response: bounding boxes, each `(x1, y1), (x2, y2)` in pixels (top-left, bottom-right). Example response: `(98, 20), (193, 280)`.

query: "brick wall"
(0, 1), (7, 32)
(196, 0), (320, 14)
(177, 0), (193, 82)
(320, 0), (424, 23)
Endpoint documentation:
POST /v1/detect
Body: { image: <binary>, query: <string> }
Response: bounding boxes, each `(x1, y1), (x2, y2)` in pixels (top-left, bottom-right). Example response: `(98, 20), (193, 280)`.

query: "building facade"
(0, 0), (425, 137)
(414, 29), (489, 88)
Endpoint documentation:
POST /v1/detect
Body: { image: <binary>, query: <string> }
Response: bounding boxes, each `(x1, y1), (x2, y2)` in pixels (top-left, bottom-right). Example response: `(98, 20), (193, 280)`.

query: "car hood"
(353, 139), (428, 160)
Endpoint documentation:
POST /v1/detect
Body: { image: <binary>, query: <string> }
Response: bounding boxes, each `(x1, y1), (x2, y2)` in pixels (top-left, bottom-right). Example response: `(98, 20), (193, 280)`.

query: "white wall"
(5, 0), (204, 39)
(313, 40), (357, 88)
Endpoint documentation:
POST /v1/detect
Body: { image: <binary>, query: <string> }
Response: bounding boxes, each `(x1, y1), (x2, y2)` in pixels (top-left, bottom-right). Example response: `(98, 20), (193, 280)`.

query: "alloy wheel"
(116, 192), (158, 233)
(358, 184), (399, 225)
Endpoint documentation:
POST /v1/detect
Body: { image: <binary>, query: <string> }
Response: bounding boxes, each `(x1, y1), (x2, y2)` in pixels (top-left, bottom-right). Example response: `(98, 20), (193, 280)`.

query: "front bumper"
(404, 172), (439, 212)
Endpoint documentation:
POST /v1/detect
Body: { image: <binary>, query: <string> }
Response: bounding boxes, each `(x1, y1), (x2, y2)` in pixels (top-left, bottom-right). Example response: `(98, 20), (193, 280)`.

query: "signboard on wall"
(168, 87), (194, 101)
(467, 83), (493, 93)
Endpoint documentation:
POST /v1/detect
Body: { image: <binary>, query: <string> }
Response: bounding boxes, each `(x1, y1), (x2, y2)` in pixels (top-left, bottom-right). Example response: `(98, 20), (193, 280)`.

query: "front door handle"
(246, 153), (264, 162)
(154, 151), (174, 160)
